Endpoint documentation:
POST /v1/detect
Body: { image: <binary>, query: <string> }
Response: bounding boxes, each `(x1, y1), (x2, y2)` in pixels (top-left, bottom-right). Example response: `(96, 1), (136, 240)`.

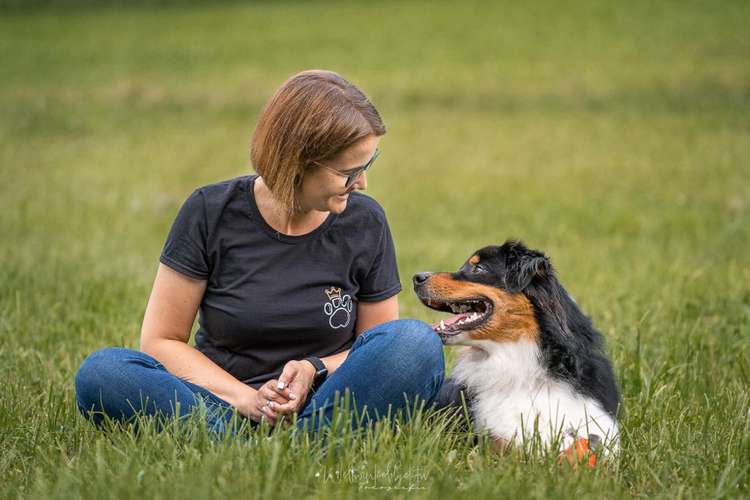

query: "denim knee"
(389, 319), (444, 363)
(362, 319), (445, 394)
(75, 347), (152, 412)
(76, 348), (114, 408)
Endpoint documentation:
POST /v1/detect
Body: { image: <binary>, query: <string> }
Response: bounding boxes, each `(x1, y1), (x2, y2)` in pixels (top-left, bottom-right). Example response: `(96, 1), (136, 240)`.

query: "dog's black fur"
(430, 240), (620, 418)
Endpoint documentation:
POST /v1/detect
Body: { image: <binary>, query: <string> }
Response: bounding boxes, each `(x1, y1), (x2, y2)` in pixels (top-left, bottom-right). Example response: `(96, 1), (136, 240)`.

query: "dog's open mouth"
(422, 297), (494, 336)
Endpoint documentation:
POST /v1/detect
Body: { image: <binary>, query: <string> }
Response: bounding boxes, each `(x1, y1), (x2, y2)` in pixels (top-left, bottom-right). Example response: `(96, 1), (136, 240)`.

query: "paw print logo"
(323, 287), (353, 329)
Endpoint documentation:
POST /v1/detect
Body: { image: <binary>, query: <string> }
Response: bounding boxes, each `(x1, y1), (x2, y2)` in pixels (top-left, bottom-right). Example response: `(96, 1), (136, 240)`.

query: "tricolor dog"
(414, 241), (620, 460)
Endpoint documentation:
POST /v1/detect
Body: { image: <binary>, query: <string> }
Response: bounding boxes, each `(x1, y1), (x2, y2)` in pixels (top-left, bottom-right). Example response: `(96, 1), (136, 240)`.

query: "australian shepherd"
(414, 240), (620, 461)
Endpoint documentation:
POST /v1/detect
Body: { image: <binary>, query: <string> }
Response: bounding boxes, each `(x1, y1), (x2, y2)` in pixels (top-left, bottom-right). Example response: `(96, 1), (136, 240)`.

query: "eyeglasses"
(313, 149), (380, 188)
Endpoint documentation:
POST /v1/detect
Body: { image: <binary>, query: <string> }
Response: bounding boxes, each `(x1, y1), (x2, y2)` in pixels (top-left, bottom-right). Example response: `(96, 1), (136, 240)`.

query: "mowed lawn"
(1, 0), (749, 498)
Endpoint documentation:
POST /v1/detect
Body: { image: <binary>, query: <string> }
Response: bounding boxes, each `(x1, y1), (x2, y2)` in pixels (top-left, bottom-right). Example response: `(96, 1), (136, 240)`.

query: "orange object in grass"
(559, 437), (598, 468)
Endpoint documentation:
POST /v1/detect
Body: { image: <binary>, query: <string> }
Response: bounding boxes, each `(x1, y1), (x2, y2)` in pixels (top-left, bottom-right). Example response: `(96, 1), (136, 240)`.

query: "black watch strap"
(303, 356), (328, 391)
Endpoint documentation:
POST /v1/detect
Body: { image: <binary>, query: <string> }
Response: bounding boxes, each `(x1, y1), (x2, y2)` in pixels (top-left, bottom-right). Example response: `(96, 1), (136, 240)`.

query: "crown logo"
(325, 287), (342, 301)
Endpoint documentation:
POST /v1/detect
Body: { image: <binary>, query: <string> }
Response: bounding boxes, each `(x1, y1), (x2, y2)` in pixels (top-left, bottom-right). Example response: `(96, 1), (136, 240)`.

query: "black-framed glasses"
(315, 149), (380, 188)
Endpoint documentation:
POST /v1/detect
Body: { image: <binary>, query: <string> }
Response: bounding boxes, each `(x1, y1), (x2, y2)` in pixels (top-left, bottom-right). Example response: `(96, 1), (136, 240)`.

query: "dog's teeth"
(440, 320), (446, 330)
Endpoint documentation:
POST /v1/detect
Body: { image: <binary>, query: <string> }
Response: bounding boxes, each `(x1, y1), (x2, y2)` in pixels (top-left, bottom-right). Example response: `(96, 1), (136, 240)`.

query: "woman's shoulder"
(185, 175), (255, 215)
(171, 176), (254, 238)
(192, 175), (254, 199)
(345, 191), (389, 225)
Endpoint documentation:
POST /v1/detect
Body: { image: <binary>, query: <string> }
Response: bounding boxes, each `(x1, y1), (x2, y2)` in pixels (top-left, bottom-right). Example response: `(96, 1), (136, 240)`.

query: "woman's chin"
(329, 194), (349, 213)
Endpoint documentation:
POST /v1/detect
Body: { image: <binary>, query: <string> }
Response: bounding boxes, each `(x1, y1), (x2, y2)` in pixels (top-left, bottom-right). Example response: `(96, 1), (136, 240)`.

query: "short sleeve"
(357, 217), (402, 302)
(159, 189), (210, 279)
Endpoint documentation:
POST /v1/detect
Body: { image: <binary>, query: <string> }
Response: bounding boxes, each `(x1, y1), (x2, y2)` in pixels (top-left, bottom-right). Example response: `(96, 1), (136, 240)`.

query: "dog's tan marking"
(425, 273), (539, 342)
(469, 255), (480, 265)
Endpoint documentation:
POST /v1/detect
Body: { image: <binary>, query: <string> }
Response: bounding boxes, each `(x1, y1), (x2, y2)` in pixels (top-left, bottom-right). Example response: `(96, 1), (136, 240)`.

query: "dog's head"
(413, 240), (554, 346)
(414, 239), (620, 417)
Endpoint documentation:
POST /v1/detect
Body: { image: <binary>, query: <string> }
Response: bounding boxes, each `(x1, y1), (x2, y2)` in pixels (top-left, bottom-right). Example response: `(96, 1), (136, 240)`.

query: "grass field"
(1, 0), (749, 498)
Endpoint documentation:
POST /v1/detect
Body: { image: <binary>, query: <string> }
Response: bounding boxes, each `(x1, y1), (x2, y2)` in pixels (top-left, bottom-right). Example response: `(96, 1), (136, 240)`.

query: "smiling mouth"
(419, 296), (494, 337)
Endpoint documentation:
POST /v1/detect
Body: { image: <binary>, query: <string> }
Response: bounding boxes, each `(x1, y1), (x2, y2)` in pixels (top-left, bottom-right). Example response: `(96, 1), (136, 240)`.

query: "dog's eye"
(472, 264), (487, 274)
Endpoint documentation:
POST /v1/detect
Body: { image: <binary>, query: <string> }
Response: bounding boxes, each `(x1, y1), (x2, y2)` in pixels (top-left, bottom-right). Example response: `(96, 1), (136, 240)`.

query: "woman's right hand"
(239, 379), (297, 425)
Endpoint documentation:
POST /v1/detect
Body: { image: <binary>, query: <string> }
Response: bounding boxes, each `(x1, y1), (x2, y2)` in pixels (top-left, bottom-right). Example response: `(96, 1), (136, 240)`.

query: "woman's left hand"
(270, 359), (316, 415)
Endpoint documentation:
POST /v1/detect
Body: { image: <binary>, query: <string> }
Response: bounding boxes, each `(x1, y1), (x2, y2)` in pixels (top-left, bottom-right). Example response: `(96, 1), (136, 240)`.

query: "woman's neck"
(254, 176), (328, 236)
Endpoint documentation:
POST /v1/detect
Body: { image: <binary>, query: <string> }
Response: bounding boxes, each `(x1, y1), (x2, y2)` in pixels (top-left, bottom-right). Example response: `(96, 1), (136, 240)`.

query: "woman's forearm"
(142, 339), (351, 408)
(140, 338), (255, 408)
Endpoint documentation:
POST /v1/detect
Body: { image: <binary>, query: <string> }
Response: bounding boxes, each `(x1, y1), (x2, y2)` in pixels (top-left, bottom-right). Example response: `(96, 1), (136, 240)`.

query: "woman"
(75, 70), (446, 434)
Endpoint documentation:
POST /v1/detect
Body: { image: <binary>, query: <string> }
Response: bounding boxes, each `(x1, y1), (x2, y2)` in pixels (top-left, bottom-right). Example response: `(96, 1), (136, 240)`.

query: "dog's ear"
(505, 253), (551, 292)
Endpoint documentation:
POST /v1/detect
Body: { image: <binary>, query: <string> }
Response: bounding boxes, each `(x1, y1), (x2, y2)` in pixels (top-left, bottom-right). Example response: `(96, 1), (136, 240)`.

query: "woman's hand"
(239, 379), (295, 425)
(269, 360), (317, 417)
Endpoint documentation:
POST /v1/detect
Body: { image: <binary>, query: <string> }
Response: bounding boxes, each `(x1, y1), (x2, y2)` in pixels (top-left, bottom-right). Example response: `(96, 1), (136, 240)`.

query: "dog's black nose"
(412, 272), (433, 285)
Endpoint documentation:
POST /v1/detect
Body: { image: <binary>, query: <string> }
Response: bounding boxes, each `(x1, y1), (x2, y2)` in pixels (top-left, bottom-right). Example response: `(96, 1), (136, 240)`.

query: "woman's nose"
(353, 171), (367, 190)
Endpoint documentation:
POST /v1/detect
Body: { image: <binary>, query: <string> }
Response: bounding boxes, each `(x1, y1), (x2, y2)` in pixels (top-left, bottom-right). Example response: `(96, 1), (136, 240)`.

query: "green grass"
(1, 0), (749, 498)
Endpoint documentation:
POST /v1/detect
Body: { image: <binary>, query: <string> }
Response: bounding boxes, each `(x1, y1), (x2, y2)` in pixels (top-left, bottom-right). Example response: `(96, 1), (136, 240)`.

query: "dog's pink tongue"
(431, 313), (470, 330)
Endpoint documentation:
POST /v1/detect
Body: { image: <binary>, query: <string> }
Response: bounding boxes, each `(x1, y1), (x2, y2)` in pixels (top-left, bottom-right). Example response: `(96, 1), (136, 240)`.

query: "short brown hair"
(250, 70), (386, 214)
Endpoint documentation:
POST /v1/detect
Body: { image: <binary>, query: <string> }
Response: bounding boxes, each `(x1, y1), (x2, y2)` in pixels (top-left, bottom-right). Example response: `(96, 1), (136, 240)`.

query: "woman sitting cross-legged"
(74, 70), (446, 435)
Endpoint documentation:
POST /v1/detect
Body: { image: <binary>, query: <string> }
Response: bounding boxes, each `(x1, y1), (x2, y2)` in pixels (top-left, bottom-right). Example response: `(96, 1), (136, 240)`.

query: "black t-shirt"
(159, 175), (401, 389)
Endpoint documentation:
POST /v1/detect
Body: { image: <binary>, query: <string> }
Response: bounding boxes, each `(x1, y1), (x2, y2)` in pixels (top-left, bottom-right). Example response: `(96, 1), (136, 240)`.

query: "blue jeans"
(75, 319), (448, 434)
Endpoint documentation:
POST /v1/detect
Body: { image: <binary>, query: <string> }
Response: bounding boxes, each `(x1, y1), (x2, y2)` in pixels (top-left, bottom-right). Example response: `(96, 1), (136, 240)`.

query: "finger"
(268, 379), (296, 401)
(277, 364), (299, 392)
(271, 399), (301, 414)
(272, 390), (305, 413)
(276, 376), (303, 403)
(263, 386), (289, 404)
(266, 398), (289, 412)
(269, 403), (295, 415)
(274, 389), (308, 413)
(288, 377), (310, 401)
(259, 404), (277, 424)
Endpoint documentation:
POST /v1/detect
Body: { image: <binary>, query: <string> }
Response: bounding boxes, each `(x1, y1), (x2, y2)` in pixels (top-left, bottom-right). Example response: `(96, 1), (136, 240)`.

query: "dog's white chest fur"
(451, 340), (618, 450)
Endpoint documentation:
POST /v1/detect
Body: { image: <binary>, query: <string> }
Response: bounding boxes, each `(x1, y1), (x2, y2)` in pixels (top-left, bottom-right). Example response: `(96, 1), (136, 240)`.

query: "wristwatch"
(303, 356), (328, 391)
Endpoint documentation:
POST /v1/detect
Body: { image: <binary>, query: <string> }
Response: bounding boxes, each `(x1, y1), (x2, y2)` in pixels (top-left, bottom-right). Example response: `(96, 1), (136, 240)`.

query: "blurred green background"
(1, 1), (748, 498)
